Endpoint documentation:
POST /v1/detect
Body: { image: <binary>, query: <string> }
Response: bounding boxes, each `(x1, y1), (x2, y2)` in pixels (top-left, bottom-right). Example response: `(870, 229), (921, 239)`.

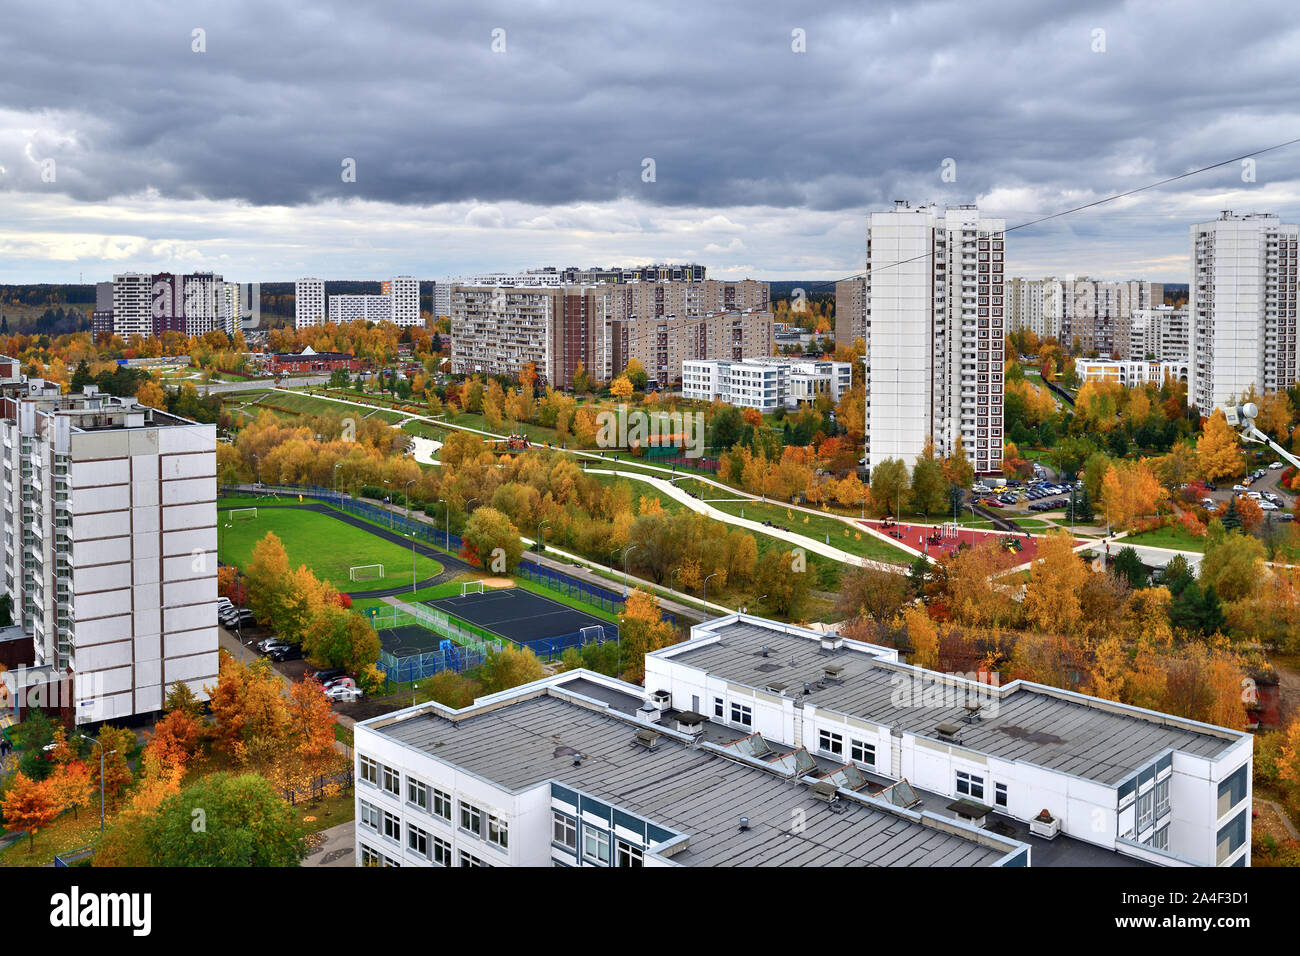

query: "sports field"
(218, 506), (444, 592)
(427, 587), (612, 643)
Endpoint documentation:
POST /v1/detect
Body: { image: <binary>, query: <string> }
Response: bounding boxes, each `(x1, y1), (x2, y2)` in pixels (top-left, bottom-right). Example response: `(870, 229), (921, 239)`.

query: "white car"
(1269, 461), (1285, 470)
(324, 684), (363, 702)
(1247, 491), (1263, 500)
(1232, 485), (1248, 493)
(1260, 501), (1280, 511)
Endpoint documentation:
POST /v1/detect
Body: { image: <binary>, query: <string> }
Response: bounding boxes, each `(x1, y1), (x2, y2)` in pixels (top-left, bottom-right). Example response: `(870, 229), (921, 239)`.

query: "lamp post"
(703, 572), (718, 619)
(622, 545), (638, 596)
(383, 479), (393, 529)
(79, 734), (116, 832)
(669, 567), (681, 595)
(437, 498), (449, 549)
(405, 479), (416, 519)
(536, 520), (551, 555)
(333, 461), (344, 506)
(466, 497), (479, 517)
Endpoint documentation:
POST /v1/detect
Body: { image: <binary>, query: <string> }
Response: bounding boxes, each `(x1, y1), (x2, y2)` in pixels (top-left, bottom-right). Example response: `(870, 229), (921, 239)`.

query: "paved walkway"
(302, 820), (355, 867)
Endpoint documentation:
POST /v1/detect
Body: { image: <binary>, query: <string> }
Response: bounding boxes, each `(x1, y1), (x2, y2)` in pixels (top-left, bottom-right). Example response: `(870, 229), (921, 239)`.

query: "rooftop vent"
(963, 701), (983, 722)
(822, 664), (844, 682)
(820, 634), (843, 652)
(738, 816), (750, 832)
(810, 781), (842, 809)
(649, 689), (672, 711)
(760, 646), (770, 658)
(764, 680), (788, 695)
(573, 753), (585, 767)
(935, 721), (963, 742)
(675, 712), (706, 736)
(634, 729), (661, 752)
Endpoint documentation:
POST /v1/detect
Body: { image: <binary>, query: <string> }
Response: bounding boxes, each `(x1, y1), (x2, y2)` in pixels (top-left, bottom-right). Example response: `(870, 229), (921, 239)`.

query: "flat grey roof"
(665, 622), (1240, 786)
(372, 691), (1012, 867)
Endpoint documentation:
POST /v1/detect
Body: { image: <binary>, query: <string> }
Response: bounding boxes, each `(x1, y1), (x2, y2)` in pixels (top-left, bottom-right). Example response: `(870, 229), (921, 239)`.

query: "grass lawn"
(704, 498), (913, 565)
(1119, 525), (1209, 552)
(218, 506), (444, 591)
(0, 807), (104, 867)
(350, 580), (467, 616)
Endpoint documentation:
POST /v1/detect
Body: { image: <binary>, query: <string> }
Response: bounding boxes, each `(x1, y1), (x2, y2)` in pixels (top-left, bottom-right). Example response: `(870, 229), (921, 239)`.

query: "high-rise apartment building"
(388, 276), (421, 327)
(1126, 306), (1189, 363)
(1059, 279), (1162, 357)
(834, 277), (868, 348)
(329, 294), (392, 324)
(862, 202), (1005, 476)
(104, 272), (230, 339)
(0, 360), (218, 723)
(295, 278), (326, 329)
(1190, 211), (1300, 414)
(1007, 277), (1065, 341)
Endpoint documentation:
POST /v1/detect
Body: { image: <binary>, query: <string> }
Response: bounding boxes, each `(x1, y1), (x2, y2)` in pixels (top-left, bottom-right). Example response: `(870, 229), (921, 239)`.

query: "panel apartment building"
(644, 614), (1254, 867)
(104, 272), (237, 339)
(0, 358), (218, 723)
(295, 278), (326, 328)
(862, 202), (1006, 476)
(449, 279), (773, 389)
(1190, 211), (1300, 414)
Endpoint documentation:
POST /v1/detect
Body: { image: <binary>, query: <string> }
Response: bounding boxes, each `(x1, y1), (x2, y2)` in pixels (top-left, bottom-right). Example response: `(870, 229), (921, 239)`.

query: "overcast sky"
(1, 0), (1297, 286)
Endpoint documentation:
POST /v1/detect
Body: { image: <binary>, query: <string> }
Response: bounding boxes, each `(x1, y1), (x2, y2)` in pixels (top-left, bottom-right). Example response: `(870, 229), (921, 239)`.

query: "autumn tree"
(909, 440), (947, 517)
(303, 604), (381, 673)
(1, 773), (60, 852)
(48, 760), (93, 822)
(1197, 410), (1243, 483)
(479, 644), (547, 695)
(245, 531), (291, 630)
(755, 548), (812, 617)
(898, 603), (939, 670)
(618, 589), (678, 680)
(1199, 523), (1265, 604)
(1023, 530), (1091, 636)
(609, 375), (634, 401)
(869, 458), (909, 517)
(838, 565), (911, 622)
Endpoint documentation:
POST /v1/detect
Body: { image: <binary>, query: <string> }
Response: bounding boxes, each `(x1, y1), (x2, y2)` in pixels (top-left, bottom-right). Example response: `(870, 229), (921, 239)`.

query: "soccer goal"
(229, 508), (258, 521)
(349, 564), (385, 582)
(461, 581), (485, 596)
(579, 624), (606, 646)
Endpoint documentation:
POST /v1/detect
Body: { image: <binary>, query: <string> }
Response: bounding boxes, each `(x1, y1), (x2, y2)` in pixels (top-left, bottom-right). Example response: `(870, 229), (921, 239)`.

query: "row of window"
(360, 754), (509, 853)
(817, 729), (876, 768)
(956, 771), (1009, 808)
(714, 697), (752, 728)
(359, 842), (489, 868)
(552, 810), (644, 866)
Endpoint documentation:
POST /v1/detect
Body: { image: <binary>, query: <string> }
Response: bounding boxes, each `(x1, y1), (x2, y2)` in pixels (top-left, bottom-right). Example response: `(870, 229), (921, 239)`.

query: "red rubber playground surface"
(857, 520), (1082, 564)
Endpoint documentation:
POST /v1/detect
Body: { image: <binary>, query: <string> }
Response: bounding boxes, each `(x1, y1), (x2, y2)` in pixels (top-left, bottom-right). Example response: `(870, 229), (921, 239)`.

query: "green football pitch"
(218, 506), (444, 592)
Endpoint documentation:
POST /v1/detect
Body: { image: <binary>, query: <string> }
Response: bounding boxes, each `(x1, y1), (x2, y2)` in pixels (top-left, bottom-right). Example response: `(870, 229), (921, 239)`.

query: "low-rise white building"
(643, 615), (1252, 867)
(681, 357), (850, 412)
(353, 669), (1034, 867)
(1075, 358), (1190, 389)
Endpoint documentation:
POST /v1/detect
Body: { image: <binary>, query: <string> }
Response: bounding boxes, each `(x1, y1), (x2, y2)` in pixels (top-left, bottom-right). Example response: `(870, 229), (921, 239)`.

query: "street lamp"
(536, 520), (551, 554)
(79, 734), (116, 832)
(405, 532), (417, 595)
(405, 478), (416, 519)
(703, 572), (719, 618)
(669, 567), (681, 594)
(437, 498), (449, 549)
(622, 545), (638, 596)
(466, 497), (479, 516)
(333, 462), (344, 506)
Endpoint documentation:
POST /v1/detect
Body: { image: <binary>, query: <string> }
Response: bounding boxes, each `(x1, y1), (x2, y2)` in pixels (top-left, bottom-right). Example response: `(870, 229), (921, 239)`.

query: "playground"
(860, 519), (1070, 564)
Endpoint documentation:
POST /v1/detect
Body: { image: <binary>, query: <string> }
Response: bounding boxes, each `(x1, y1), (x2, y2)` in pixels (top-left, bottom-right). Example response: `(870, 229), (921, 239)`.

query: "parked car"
(1232, 484), (1248, 493)
(1260, 501), (1280, 511)
(269, 643), (304, 662)
(321, 675), (357, 690)
(1204, 482), (1218, 491)
(1247, 491), (1263, 500)
(1269, 461), (1285, 470)
(1200, 498), (1215, 508)
(1265, 492), (1281, 504)
(1279, 513), (1295, 522)
(324, 684), (363, 703)
(309, 667), (348, 684)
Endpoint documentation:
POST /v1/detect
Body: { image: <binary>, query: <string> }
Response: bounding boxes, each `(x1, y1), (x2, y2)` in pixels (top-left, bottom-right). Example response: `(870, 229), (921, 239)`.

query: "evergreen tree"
(1220, 496), (1242, 532)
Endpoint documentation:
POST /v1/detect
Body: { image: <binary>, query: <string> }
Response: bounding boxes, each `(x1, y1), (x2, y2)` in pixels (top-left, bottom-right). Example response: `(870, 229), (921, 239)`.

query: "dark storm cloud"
(1, 0), (1298, 219)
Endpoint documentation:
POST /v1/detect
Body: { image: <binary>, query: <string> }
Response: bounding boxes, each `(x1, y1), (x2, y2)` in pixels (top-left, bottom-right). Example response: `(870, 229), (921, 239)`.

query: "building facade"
(834, 277), (868, 349)
(681, 357), (851, 412)
(1074, 358), (1191, 388)
(1190, 211), (1300, 414)
(863, 202), (1005, 476)
(0, 360), (218, 723)
(1126, 306), (1190, 363)
(295, 278), (326, 329)
(329, 294), (392, 325)
(645, 614), (1254, 867)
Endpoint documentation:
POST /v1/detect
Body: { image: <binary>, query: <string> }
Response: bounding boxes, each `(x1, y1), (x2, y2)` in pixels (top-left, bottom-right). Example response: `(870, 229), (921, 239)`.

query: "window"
(407, 778), (429, 812)
(850, 739), (875, 767)
(994, 782), (1008, 808)
(616, 840), (644, 867)
(1137, 791), (1154, 832)
(432, 836), (452, 867)
(408, 823), (429, 858)
(815, 729), (842, 756)
(487, 814), (510, 850)
(360, 844), (381, 867)
(382, 765), (401, 797)
(382, 810), (401, 842)
(460, 803), (484, 838)
(583, 828), (611, 865)
(1217, 810), (1247, 864)
(359, 755), (378, 786)
(432, 787), (452, 822)
(359, 801), (380, 831)
(1217, 766), (1247, 818)
(729, 701), (752, 727)
(459, 850), (490, 867)
(1147, 826), (1170, 852)
(714, 697), (724, 718)
(553, 811), (578, 850)
(956, 771), (984, 801)
(1155, 779), (1170, 819)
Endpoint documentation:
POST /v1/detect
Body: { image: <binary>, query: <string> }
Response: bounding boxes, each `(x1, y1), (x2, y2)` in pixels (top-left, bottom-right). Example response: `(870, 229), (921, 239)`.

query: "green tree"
(463, 507), (524, 573)
(870, 458), (910, 517)
(95, 773), (306, 867)
(1199, 523), (1265, 603)
(479, 644), (546, 695)
(304, 605), (382, 673)
(1112, 546), (1148, 589)
(755, 548), (812, 617)
(909, 441), (947, 517)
